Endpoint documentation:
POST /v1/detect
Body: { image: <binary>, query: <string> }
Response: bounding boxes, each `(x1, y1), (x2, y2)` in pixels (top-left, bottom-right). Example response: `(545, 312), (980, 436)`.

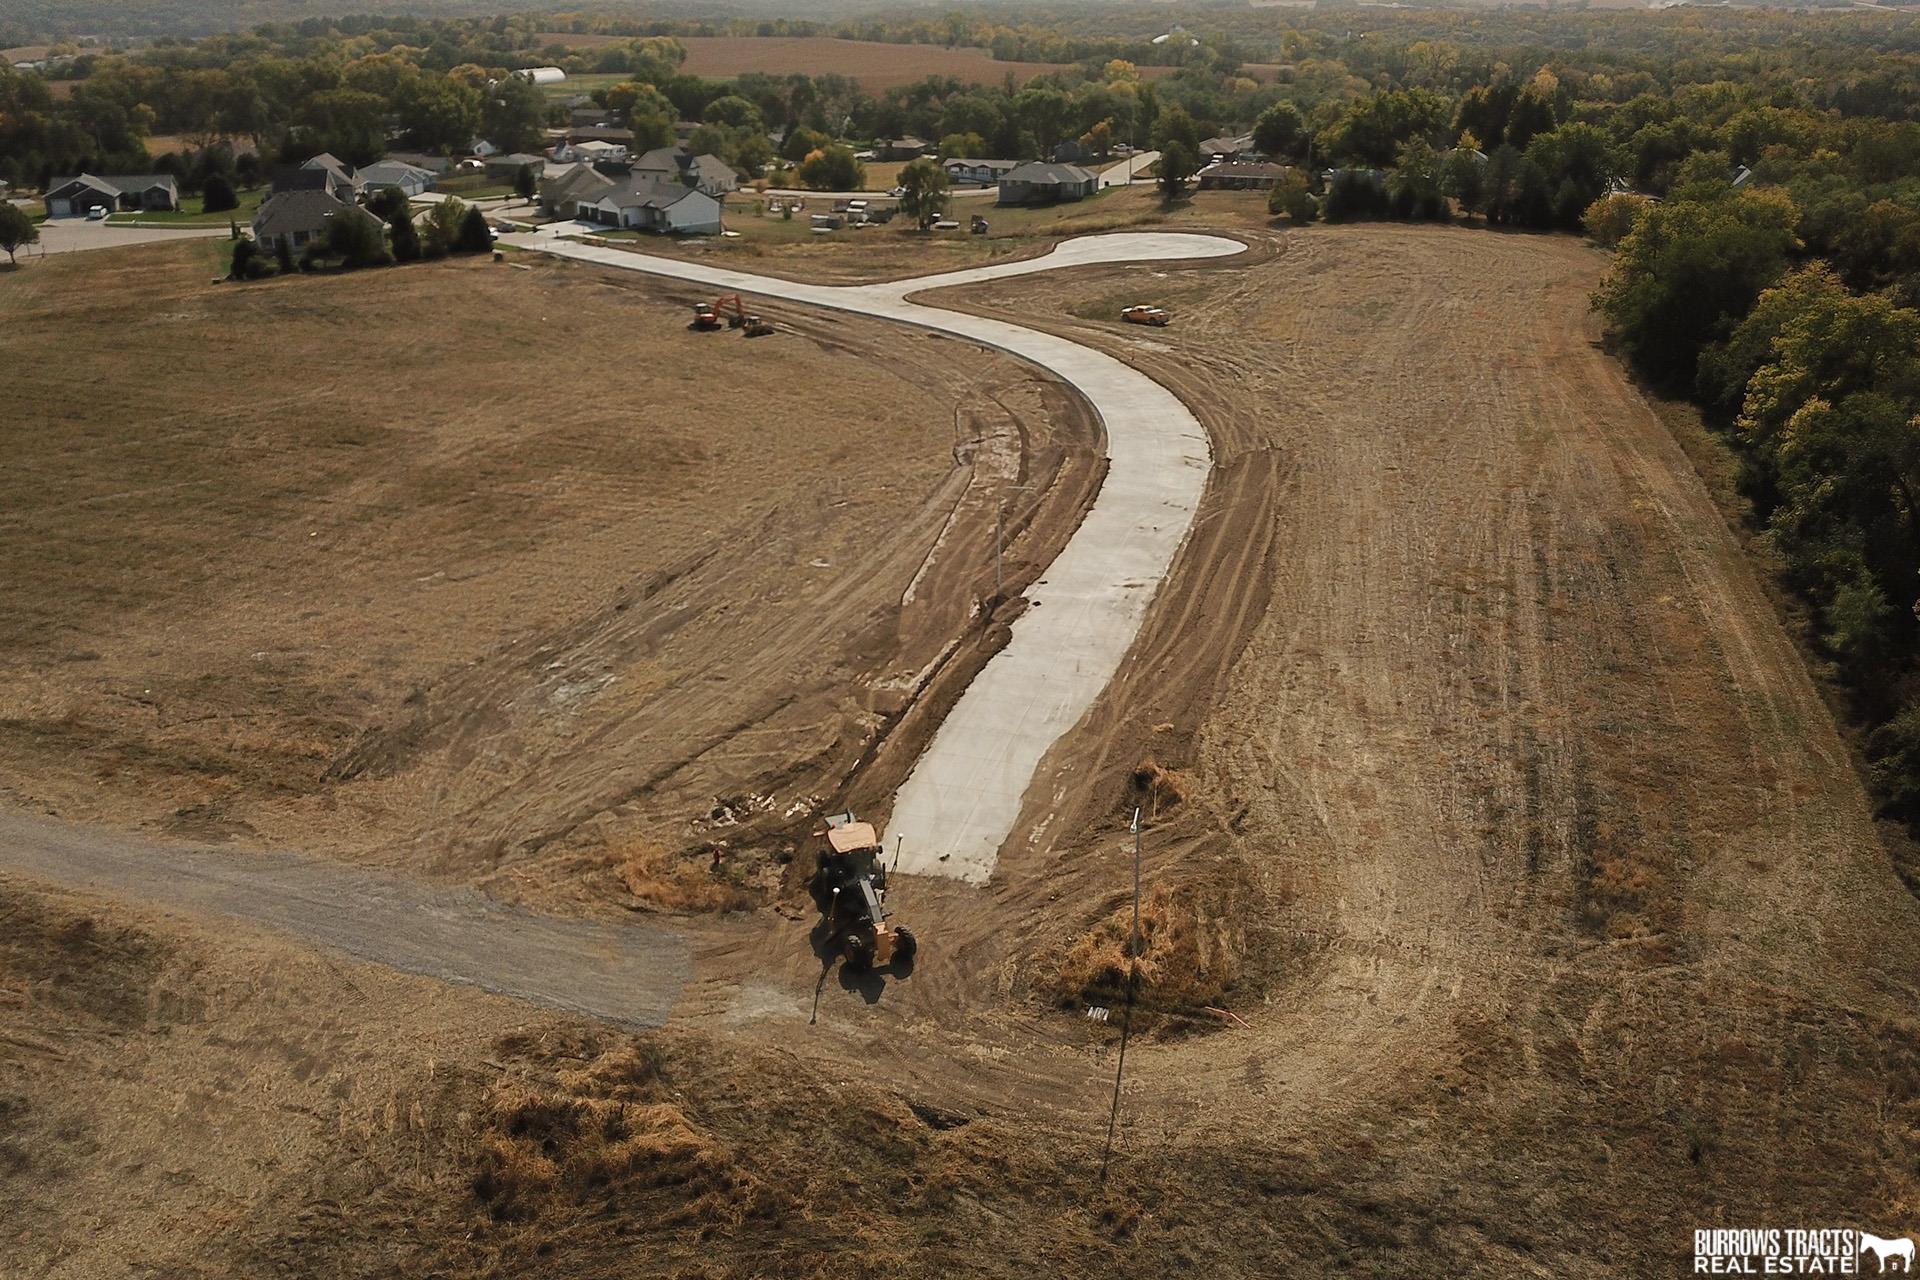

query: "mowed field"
(537, 34), (1176, 92)
(0, 243), (1095, 910)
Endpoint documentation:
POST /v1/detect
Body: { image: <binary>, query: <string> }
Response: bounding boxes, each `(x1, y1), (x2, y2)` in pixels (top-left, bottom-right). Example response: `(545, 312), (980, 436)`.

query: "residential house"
(539, 163), (618, 219)
(876, 137), (930, 161)
(269, 153), (364, 202)
(997, 161), (1098, 206)
(574, 175), (723, 235)
(357, 160), (437, 197)
(384, 150), (452, 175)
(1197, 161), (1291, 191)
(566, 126), (635, 148)
(944, 157), (1020, 186)
(43, 173), (180, 216)
(552, 138), (628, 165)
(570, 107), (612, 129)
(630, 147), (739, 197)
(484, 152), (547, 180)
(1200, 133), (1260, 162)
(251, 188), (382, 257)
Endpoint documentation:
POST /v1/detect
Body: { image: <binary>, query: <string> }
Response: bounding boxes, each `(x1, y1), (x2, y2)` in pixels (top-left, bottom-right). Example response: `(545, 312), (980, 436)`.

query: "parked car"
(86, 205), (110, 220)
(1121, 304), (1172, 327)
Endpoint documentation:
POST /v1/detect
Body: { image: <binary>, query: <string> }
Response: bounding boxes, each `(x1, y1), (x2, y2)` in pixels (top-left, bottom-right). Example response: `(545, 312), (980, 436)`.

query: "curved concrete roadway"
(504, 228), (1245, 882)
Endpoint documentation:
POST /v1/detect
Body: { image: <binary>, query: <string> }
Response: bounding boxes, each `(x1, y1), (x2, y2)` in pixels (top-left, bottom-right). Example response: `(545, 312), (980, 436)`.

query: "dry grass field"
(667, 36), (1175, 93)
(5, 215), (1920, 1278)
(0, 243), (1095, 910)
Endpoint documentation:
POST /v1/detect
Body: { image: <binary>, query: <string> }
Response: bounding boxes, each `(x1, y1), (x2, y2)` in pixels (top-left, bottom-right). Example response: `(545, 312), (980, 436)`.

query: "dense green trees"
(1593, 187), (1799, 387)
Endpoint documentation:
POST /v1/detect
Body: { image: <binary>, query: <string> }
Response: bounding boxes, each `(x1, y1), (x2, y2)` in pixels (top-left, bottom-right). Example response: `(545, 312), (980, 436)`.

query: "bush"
(202, 174), (238, 213)
(454, 204), (493, 254)
(1267, 171), (1317, 225)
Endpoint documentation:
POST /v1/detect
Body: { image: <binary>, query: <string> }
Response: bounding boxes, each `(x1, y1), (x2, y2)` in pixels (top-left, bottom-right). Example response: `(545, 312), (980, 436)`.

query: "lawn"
(434, 174), (515, 200)
(111, 186), (267, 225)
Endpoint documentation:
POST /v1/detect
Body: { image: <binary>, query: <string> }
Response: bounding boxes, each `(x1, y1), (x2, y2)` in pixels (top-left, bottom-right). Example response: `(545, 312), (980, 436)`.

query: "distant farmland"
(537, 34), (1177, 92)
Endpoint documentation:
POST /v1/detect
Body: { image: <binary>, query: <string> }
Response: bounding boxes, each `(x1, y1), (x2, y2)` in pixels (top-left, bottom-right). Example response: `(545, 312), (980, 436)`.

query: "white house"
(944, 157), (1020, 186)
(576, 176), (723, 235)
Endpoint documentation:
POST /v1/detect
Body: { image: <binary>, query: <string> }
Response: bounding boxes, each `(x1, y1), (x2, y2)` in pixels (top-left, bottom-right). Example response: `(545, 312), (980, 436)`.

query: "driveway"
(0, 811), (689, 1026)
(504, 228), (1244, 882)
(1099, 150), (1161, 187)
(30, 217), (232, 256)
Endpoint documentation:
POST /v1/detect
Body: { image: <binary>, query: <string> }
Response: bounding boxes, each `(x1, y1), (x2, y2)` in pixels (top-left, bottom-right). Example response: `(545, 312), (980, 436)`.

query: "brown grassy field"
(668, 36), (1174, 92)
(0, 243), (1095, 909)
(5, 218), (1919, 1278)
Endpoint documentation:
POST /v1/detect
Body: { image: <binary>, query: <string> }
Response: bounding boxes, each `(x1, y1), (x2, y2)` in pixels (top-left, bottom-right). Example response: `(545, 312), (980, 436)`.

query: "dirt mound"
(1050, 864), (1253, 1023)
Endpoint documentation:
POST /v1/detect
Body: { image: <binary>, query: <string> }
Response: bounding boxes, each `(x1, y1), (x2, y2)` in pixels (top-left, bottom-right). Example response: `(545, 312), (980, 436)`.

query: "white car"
(888, 185), (907, 197)
(86, 205), (110, 220)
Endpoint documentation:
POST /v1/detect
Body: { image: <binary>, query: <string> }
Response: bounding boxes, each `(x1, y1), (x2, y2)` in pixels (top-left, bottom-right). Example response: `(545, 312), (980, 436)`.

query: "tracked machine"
(809, 813), (917, 971)
(690, 293), (774, 336)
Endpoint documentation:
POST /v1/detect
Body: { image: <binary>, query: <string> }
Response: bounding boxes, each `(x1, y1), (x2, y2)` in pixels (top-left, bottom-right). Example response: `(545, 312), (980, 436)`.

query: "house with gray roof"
(539, 162), (618, 219)
(574, 174), (723, 235)
(43, 173), (180, 217)
(997, 162), (1097, 206)
(357, 160), (437, 197)
(251, 188), (382, 257)
(630, 147), (739, 197)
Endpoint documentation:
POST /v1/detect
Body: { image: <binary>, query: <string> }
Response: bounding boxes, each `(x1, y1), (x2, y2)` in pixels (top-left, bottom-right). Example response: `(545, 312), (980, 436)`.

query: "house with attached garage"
(43, 173), (180, 216)
(1196, 160), (1291, 191)
(539, 162), (617, 219)
(356, 160), (438, 197)
(574, 174), (723, 235)
(250, 188), (383, 257)
(996, 161), (1097, 206)
(630, 146), (739, 198)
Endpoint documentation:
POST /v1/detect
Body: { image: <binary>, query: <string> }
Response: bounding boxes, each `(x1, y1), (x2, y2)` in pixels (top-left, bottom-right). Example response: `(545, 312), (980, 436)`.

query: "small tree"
(325, 207), (392, 268)
(1252, 101), (1305, 158)
(229, 236), (257, 279)
(202, 173), (238, 213)
(1157, 140), (1198, 199)
(797, 144), (863, 191)
(897, 157), (949, 228)
(0, 202), (39, 265)
(423, 198), (465, 258)
(276, 235), (296, 274)
(938, 131), (986, 160)
(1443, 147), (1488, 222)
(1267, 170), (1317, 225)
(388, 208), (422, 263)
(455, 204), (493, 254)
(513, 163), (537, 204)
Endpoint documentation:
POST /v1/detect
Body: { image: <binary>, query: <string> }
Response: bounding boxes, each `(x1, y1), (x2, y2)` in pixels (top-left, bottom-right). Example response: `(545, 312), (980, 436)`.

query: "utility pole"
(1101, 806), (1144, 1183)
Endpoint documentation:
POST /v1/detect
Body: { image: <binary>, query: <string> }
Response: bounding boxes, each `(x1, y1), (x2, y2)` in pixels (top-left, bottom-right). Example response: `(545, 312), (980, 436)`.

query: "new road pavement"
(504, 226), (1244, 883)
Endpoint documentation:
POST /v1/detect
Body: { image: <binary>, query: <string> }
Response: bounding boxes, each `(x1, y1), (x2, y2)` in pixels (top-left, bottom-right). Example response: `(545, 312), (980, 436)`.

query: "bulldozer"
(809, 813), (916, 971)
(691, 293), (774, 337)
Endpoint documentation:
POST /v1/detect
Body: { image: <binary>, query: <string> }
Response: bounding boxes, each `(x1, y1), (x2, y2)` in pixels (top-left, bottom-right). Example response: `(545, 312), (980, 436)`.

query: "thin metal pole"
(995, 497), (1004, 603)
(1101, 807), (1144, 1183)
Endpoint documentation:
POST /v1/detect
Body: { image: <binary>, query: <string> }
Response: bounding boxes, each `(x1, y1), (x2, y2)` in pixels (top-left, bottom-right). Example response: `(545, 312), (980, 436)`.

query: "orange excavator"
(690, 293), (774, 336)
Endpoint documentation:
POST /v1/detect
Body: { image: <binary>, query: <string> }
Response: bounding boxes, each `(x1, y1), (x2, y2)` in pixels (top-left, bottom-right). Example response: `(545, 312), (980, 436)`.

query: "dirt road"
(0, 811), (689, 1025)
(506, 230), (1246, 881)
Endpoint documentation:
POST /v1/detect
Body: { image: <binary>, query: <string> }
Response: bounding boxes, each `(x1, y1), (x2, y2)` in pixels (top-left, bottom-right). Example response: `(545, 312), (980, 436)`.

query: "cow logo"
(1861, 1234), (1916, 1273)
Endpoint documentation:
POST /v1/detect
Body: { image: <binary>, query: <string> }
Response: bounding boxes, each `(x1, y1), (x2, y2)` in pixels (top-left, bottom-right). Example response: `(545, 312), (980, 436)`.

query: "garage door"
(48, 198), (70, 217)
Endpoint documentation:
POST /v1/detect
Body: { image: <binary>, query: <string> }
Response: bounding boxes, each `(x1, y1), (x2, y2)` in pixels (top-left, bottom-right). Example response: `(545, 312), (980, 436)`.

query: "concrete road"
(1099, 150), (1161, 188)
(504, 227), (1244, 882)
(0, 811), (690, 1027)
(28, 217), (231, 256)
